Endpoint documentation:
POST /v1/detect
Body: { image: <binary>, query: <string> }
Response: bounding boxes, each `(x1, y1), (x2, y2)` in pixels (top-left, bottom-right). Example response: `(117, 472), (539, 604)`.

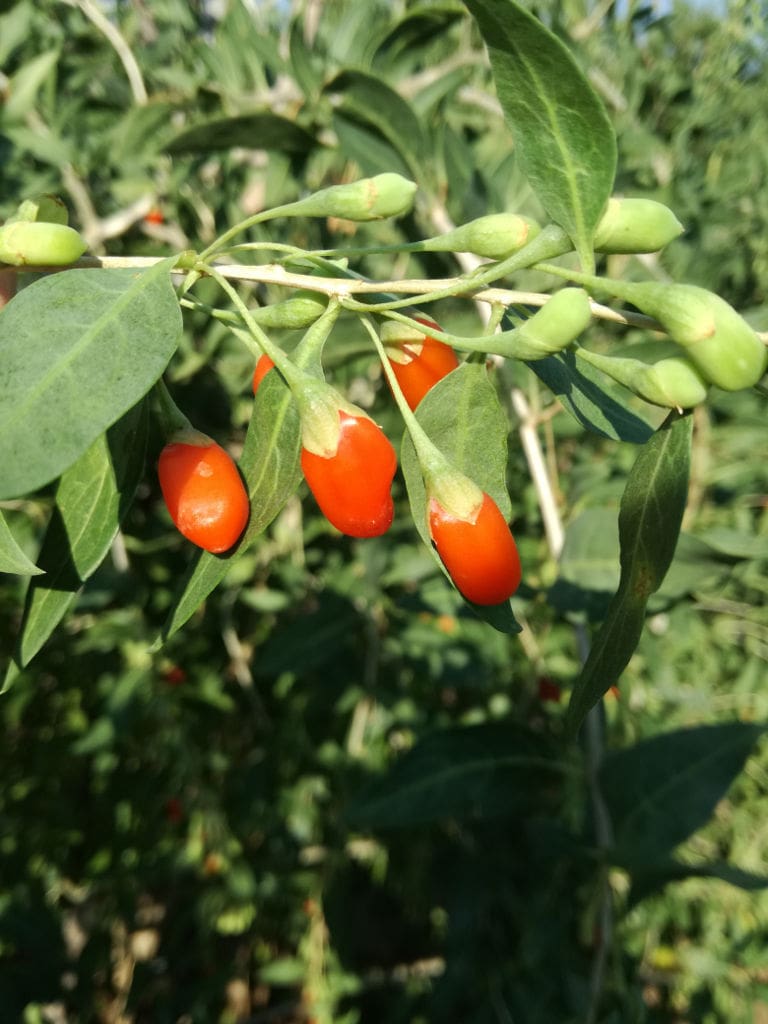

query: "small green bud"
(0, 221), (87, 266)
(297, 173), (417, 222)
(577, 344), (708, 409)
(7, 194), (69, 226)
(250, 295), (327, 330)
(593, 198), (684, 254)
(614, 281), (768, 391)
(493, 288), (591, 359)
(422, 213), (541, 260)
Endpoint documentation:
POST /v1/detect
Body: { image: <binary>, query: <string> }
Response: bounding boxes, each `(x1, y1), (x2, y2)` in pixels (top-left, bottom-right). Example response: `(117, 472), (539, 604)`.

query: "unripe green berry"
(424, 213), (540, 260)
(593, 198), (684, 254)
(250, 295), (327, 330)
(492, 288), (591, 359)
(577, 343), (708, 408)
(612, 281), (767, 391)
(0, 221), (87, 266)
(297, 173), (417, 222)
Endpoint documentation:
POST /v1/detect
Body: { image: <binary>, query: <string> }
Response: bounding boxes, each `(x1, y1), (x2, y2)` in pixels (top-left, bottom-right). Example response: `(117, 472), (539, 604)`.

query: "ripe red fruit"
(158, 431), (249, 553)
(537, 676), (561, 703)
(301, 412), (396, 537)
(428, 492), (521, 605)
(144, 207), (164, 225)
(164, 797), (184, 823)
(388, 318), (459, 410)
(252, 353), (275, 393)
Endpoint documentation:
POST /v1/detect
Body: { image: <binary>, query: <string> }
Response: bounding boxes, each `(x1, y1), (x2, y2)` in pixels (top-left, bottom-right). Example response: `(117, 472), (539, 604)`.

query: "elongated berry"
(0, 221), (87, 266)
(252, 353), (276, 393)
(158, 430), (249, 552)
(429, 492), (521, 606)
(593, 198), (684, 254)
(383, 317), (459, 409)
(301, 412), (396, 538)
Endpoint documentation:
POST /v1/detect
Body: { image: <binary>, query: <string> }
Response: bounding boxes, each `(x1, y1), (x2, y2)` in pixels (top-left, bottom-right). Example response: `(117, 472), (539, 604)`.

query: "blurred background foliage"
(1, 0), (767, 1021)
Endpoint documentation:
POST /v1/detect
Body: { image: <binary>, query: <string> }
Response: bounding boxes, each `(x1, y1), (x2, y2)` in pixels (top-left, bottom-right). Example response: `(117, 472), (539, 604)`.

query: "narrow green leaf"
(0, 510), (43, 576)
(0, 260), (181, 500)
(161, 370), (302, 641)
(463, 0), (616, 267)
(10, 401), (148, 672)
(565, 412), (693, 734)
(325, 70), (428, 177)
(165, 114), (315, 155)
(528, 350), (656, 443)
(332, 113), (412, 181)
(400, 363), (520, 634)
(3, 49), (59, 122)
(346, 723), (560, 828)
(601, 722), (765, 865)
(627, 857), (768, 907)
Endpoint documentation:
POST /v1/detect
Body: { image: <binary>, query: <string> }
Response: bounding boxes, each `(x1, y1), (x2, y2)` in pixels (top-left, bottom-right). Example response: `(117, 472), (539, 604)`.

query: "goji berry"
(301, 412), (396, 537)
(429, 491), (521, 605)
(144, 207), (165, 225)
(386, 317), (459, 410)
(158, 430), (249, 553)
(252, 353), (275, 393)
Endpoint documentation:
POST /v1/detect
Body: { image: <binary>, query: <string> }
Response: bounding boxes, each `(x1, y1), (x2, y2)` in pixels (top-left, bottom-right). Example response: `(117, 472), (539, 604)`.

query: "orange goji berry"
(158, 431), (249, 553)
(301, 412), (396, 538)
(387, 317), (459, 410)
(428, 492), (521, 605)
(252, 353), (276, 393)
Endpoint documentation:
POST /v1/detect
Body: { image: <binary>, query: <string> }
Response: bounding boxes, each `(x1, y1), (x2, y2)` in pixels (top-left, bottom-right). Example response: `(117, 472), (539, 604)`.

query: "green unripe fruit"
(577, 343), (708, 408)
(499, 288), (592, 359)
(603, 281), (767, 391)
(593, 198), (684, 254)
(421, 213), (541, 260)
(249, 295), (327, 330)
(7, 194), (69, 226)
(0, 221), (87, 266)
(296, 173), (417, 222)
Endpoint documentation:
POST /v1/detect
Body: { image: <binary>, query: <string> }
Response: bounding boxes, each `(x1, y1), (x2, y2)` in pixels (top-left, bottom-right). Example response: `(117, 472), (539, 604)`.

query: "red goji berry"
(158, 430), (249, 553)
(387, 317), (459, 410)
(537, 676), (561, 703)
(428, 492), (521, 605)
(301, 412), (396, 537)
(144, 207), (164, 225)
(252, 353), (275, 393)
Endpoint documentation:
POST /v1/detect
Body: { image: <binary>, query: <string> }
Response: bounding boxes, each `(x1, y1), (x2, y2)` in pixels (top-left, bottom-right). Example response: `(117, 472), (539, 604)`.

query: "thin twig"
(62, 0), (148, 105)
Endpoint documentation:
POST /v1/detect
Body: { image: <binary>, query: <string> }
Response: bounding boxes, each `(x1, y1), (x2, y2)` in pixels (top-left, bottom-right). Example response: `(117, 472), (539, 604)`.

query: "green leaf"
(558, 509), (620, 594)
(0, 510), (43, 576)
(9, 401), (148, 674)
(565, 412), (693, 735)
(627, 858), (768, 907)
(346, 723), (560, 828)
(400, 363), (520, 634)
(0, 260), (181, 500)
(2, 49), (59, 123)
(528, 350), (656, 443)
(324, 70), (428, 177)
(463, 0), (616, 268)
(601, 722), (765, 865)
(164, 114), (315, 155)
(161, 369), (302, 641)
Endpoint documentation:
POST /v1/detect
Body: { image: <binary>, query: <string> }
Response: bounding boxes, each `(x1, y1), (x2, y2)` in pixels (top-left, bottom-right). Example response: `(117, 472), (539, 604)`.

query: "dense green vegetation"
(1, 1), (767, 1021)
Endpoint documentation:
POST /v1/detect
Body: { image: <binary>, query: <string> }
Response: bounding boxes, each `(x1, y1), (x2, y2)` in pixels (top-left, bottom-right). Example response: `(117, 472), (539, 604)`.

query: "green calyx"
(424, 464), (484, 525)
(6, 194), (69, 226)
(296, 173), (417, 222)
(577, 343), (709, 409)
(491, 288), (592, 359)
(295, 379), (363, 458)
(593, 198), (684, 254)
(0, 221), (87, 267)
